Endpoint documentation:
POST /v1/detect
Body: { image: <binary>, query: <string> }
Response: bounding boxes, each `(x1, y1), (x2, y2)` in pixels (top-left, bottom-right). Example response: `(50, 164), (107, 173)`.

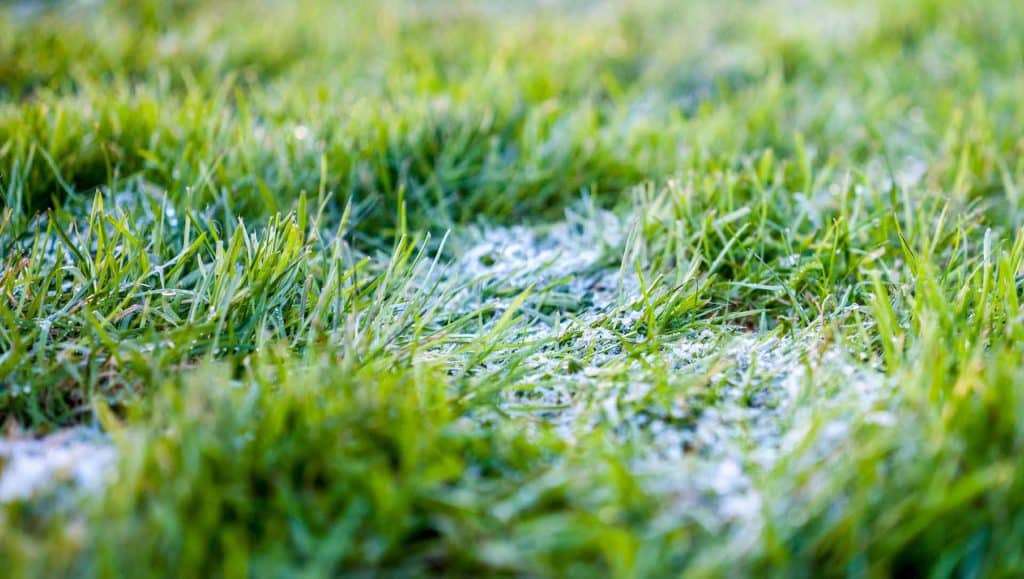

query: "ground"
(2, 0), (1024, 576)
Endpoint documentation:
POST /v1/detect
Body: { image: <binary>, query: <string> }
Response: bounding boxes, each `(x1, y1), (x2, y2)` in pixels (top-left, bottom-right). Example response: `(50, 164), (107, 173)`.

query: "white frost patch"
(450, 207), (629, 307)
(636, 334), (887, 534)
(438, 211), (890, 535)
(0, 428), (116, 503)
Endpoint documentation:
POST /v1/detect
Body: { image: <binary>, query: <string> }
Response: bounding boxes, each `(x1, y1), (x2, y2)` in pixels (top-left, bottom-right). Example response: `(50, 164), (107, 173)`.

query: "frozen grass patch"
(421, 210), (893, 536)
(0, 428), (115, 504)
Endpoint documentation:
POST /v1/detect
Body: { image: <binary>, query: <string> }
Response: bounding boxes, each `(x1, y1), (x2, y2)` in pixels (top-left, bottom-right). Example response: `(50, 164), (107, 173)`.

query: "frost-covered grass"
(3, 0), (1024, 576)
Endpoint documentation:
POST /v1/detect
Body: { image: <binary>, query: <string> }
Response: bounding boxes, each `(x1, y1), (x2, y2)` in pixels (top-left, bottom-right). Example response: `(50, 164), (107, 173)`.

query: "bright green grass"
(2, 0), (1024, 576)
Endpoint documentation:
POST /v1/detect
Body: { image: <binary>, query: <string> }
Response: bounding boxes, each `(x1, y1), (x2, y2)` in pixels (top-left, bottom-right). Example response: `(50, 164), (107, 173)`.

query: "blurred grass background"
(4, 0), (1022, 233)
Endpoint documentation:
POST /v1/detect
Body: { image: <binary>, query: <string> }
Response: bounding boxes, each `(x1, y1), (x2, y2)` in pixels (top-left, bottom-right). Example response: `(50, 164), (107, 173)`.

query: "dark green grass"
(3, 0), (1024, 576)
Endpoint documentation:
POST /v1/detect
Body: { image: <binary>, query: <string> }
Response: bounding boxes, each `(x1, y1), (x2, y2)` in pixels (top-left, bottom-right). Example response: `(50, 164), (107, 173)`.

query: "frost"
(434, 210), (891, 534)
(0, 428), (116, 503)
(449, 208), (627, 309)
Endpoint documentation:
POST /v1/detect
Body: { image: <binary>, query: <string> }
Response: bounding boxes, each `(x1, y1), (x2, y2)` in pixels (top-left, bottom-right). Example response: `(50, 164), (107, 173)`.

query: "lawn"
(2, 0), (1024, 576)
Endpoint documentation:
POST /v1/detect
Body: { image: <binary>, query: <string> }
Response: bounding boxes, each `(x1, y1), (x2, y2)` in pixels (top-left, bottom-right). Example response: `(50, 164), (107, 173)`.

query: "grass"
(2, 0), (1024, 576)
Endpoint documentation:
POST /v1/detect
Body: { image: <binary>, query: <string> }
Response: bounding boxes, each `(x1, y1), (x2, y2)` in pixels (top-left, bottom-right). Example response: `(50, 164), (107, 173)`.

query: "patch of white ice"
(0, 428), (116, 503)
